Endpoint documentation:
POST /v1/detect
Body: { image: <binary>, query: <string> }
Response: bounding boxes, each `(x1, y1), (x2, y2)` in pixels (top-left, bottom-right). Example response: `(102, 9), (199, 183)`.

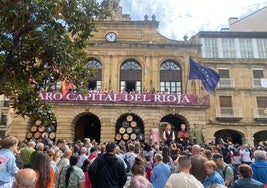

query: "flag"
(189, 58), (220, 93)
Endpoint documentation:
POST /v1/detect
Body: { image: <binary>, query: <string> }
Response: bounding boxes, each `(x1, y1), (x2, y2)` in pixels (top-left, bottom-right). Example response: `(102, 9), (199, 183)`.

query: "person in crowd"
(81, 159), (91, 188)
(162, 146), (176, 173)
(150, 123), (161, 146)
(0, 136), (19, 187)
(129, 175), (153, 188)
(58, 155), (85, 188)
(20, 141), (36, 168)
(88, 147), (98, 164)
(32, 152), (54, 188)
(57, 149), (72, 172)
(163, 124), (175, 146)
(88, 142), (127, 188)
(142, 142), (153, 158)
(232, 144), (241, 180)
(203, 160), (224, 188)
(151, 153), (171, 188)
(190, 144), (208, 183)
(231, 164), (263, 188)
(165, 154), (203, 188)
(125, 143), (137, 170)
(77, 147), (88, 168)
(177, 123), (189, 148)
(239, 144), (252, 165)
(251, 150), (267, 185)
(31, 142), (44, 166)
(212, 153), (234, 187)
(14, 168), (37, 188)
(47, 149), (58, 173)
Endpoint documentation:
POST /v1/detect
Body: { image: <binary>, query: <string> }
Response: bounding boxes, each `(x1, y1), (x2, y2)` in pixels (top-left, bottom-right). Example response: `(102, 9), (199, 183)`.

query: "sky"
(119, 0), (267, 40)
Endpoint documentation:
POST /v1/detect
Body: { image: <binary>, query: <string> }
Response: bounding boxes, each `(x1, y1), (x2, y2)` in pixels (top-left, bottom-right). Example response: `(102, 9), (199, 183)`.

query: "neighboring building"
(8, 2), (267, 146)
(0, 95), (10, 137)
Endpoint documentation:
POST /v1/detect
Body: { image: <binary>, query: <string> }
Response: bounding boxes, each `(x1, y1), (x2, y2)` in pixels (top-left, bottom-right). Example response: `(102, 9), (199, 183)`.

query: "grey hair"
(253, 150), (266, 160)
(154, 153), (163, 162)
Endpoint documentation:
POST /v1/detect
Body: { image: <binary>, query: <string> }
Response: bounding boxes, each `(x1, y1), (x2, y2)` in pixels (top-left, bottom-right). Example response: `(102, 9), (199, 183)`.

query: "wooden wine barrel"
(122, 133), (129, 140)
(34, 131), (41, 139)
(26, 132), (33, 139)
(119, 127), (126, 134)
(126, 115), (133, 122)
(35, 119), (42, 126)
(130, 121), (137, 127)
(122, 121), (129, 128)
(42, 132), (49, 138)
(49, 132), (56, 139)
(137, 133), (144, 141)
(134, 127), (141, 134)
(130, 133), (137, 140)
(126, 127), (133, 134)
(38, 125), (45, 132)
(31, 125), (38, 132)
(115, 133), (122, 141)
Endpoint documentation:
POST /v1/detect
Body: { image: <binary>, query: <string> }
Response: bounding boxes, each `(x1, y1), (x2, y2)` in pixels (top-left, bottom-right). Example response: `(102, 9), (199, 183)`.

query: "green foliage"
(0, 0), (111, 123)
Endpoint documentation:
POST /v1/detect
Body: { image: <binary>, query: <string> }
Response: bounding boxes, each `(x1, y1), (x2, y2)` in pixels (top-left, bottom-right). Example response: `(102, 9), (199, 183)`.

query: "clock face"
(105, 32), (117, 42)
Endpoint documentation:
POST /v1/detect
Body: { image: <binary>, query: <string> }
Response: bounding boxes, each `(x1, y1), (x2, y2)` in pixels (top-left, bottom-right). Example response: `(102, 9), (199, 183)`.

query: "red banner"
(39, 91), (209, 106)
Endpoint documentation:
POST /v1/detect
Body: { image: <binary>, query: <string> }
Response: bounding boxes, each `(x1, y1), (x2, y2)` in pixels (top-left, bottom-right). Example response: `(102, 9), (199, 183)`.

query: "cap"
(212, 153), (223, 160)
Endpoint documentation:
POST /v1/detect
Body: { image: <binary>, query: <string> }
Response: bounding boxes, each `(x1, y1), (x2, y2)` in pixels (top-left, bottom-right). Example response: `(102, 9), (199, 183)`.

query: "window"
(204, 38), (218, 58)
(239, 39), (254, 58)
(219, 96), (233, 115)
(218, 69), (232, 87)
(257, 39), (267, 58)
(160, 61), (181, 94)
(87, 59), (102, 90)
(120, 60), (142, 92)
(256, 97), (267, 117)
(253, 69), (263, 87)
(222, 38), (236, 58)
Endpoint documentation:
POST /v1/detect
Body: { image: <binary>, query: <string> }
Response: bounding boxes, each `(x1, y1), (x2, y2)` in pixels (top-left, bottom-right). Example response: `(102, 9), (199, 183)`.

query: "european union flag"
(189, 58), (220, 93)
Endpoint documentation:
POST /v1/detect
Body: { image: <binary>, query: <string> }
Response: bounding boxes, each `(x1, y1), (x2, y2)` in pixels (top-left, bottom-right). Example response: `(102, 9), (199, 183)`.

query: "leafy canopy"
(0, 0), (111, 123)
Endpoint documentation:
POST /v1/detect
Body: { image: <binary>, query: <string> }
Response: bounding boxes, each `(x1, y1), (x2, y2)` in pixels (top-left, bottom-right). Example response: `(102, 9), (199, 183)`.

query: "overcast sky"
(119, 0), (267, 40)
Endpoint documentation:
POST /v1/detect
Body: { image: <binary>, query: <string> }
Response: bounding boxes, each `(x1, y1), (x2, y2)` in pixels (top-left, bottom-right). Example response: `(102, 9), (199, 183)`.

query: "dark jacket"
(88, 153), (127, 188)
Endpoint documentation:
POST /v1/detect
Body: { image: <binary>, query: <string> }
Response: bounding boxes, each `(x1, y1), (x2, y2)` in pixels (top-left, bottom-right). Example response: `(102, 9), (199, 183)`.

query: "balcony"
(216, 107), (242, 121)
(218, 78), (235, 88)
(253, 79), (264, 88)
(253, 108), (267, 121)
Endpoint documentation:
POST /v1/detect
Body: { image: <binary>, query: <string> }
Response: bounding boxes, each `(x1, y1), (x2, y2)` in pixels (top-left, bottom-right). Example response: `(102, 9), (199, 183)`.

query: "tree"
(0, 0), (111, 123)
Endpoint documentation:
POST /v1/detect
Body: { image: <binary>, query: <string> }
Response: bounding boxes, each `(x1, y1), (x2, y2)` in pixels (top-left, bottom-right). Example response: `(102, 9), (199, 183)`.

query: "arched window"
(86, 59), (102, 91)
(120, 60), (142, 93)
(160, 60), (182, 94)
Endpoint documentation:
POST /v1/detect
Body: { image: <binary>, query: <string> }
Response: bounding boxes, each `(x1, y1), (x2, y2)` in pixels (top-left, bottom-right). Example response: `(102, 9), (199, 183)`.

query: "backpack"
(222, 165), (234, 186)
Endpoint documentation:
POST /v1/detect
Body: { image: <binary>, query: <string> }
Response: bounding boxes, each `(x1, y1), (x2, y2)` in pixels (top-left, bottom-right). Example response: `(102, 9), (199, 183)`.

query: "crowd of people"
(0, 134), (267, 188)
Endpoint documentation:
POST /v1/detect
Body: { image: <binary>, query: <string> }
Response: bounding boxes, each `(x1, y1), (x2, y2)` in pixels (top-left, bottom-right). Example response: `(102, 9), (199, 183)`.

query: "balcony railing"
(253, 108), (267, 120)
(218, 78), (235, 88)
(253, 79), (263, 88)
(216, 107), (242, 121)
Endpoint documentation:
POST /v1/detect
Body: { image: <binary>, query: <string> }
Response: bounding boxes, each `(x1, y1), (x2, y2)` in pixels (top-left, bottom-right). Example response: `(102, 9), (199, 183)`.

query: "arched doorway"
(254, 130), (267, 146)
(115, 113), (144, 143)
(75, 113), (101, 143)
(214, 129), (243, 145)
(160, 114), (189, 142)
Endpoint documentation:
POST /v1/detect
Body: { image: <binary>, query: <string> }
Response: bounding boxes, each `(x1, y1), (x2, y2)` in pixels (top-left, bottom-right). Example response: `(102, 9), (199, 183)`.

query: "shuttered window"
(257, 97), (267, 108)
(253, 69), (263, 78)
(219, 96), (232, 107)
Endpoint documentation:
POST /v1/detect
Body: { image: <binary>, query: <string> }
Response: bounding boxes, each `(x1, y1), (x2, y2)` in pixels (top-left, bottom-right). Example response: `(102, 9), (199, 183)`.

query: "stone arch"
(115, 113), (145, 142)
(214, 129), (245, 145)
(72, 112), (101, 143)
(159, 113), (190, 141)
(253, 130), (267, 146)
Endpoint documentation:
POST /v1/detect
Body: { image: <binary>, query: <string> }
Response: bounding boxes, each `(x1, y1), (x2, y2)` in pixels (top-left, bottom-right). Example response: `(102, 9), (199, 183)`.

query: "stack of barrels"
(26, 120), (57, 142)
(115, 115), (144, 142)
